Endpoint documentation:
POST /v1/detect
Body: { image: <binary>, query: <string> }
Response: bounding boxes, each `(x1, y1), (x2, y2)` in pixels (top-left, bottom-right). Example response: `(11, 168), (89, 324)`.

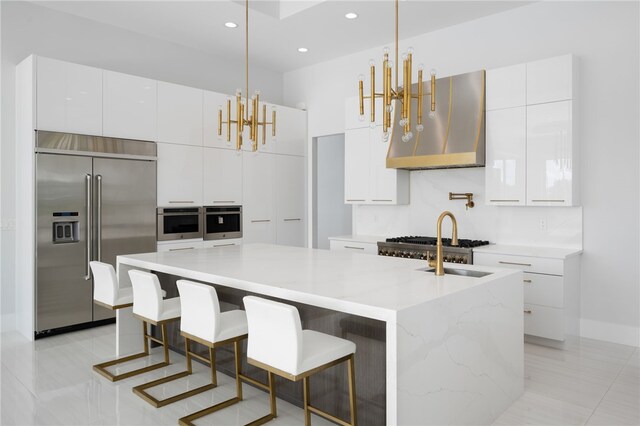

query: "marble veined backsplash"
(354, 168), (582, 249)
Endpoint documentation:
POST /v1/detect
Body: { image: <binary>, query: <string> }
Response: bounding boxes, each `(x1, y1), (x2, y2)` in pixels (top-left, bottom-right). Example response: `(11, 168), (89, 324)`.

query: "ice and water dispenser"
(52, 212), (79, 244)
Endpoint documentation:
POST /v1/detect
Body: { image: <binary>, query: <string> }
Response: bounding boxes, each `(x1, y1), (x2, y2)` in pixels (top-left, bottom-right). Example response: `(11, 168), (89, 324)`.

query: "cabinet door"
(157, 143), (203, 206)
(203, 90), (240, 150)
(526, 101), (573, 206)
(157, 82), (202, 146)
(345, 96), (383, 130)
(37, 57), (102, 135)
(486, 64), (526, 111)
(485, 107), (526, 205)
(203, 147), (243, 205)
(527, 55), (574, 105)
(276, 155), (305, 247)
(275, 106), (307, 156)
(344, 127), (370, 203)
(242, 153), (275, 243)
(103, 71), (157, 141)
(369, 126), (398, 204)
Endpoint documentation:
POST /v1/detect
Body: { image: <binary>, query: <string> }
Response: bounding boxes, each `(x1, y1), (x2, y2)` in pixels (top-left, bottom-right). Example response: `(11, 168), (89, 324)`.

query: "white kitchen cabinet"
(329, 240), (378, 255)
(275, 155), (305, 247)
(485, 107), (526, 205)
(157, 82), (203, 146)
(36, 57), (103, 135)
(526, 101), (575, 206)
(344, 125), (408, 205)
(474, 246), (581, 341)
(345, 96), (383, 130)
(203, 147), (243, 205)
(203, 90), (241, 150)
(527, 55), (576, 105)
(103, 70), (157, 141)
(157, 240), (204, 252)
(486, 63), (526, 111)
(274, 106), (307, 157)
(242, 152), (276, 244)
(157, 143), (203, 207)
(203, 238), (242, 248)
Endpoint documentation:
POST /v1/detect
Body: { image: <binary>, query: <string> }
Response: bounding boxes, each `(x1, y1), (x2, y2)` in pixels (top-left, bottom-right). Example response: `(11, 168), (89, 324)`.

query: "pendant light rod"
(395, 0), (398, 92)
(245, 0), (249, 121)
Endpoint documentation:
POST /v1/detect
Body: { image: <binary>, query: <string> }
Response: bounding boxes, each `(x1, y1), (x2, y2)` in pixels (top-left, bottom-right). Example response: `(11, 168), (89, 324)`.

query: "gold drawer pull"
(523, 279), (532, 283)
(499, 261), (532, 267)
(344, 246), (365, 250)
(524, 309), (532, 314)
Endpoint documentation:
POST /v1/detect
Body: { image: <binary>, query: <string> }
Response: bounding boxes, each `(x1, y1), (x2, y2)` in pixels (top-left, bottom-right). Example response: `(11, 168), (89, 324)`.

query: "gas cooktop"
(385, 236), (490, 248)
(378, 236), (490, 263)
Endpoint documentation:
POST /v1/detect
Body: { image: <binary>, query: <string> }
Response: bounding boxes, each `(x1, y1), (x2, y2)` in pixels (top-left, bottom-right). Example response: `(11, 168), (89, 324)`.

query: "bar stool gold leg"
(303, 376), (311, 426)
(235, 340), (243, 400)
(348, 354), (357, 426)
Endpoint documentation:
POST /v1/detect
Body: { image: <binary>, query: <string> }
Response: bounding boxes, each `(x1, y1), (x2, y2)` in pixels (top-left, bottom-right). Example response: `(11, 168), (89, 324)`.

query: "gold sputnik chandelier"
(218, 0), (276, 151)
(358, 0), (436, 143)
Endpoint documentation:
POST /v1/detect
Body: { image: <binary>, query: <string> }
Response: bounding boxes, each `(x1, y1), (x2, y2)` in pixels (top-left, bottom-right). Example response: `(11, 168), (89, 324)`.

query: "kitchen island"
(116, 243), (523, 425)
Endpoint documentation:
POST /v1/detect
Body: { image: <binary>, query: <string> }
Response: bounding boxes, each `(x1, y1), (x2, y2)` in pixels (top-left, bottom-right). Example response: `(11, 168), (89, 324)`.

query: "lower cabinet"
(474, 249), (580, 341)
(329, 240), (378, 255)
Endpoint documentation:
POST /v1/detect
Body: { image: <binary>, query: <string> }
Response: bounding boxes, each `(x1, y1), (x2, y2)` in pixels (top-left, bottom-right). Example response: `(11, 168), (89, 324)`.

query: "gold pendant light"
(358, 0), (436, 143)
(218, 0), (276, 151)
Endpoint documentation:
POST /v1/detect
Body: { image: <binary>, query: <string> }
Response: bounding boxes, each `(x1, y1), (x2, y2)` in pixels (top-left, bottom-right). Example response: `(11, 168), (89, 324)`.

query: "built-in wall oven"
(157, 207), (203, 241)
(204, 206), (242, 240)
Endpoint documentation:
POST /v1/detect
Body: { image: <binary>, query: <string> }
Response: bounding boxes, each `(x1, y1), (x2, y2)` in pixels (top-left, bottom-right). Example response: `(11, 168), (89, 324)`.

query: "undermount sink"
(418, 267), (493, 278)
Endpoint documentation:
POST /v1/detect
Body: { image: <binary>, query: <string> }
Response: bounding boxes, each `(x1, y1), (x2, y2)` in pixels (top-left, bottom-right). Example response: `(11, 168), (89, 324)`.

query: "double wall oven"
(157, 206), (242, 241)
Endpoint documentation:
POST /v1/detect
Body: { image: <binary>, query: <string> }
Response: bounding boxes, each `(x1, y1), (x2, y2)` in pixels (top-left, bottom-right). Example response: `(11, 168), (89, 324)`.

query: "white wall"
(284, 2), (640, 346)
(313, 134), (351, 249)
(0, 1), (284, 329)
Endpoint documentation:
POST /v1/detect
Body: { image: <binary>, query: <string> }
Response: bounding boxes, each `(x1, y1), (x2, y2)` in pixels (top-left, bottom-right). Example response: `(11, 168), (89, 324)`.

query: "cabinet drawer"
(523, 273), (563, 308)
(329, 240), (377, 255)
(524, 303), (564, 341)
(203, 238), (242, 249)
(473, 252), (563, 275)
(157, 241), (204, 252)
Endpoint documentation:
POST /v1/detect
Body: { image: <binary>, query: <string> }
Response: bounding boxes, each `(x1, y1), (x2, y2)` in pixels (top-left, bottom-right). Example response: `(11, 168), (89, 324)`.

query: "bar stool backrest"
(129, 270), (164, 321)
(90, 261), (118, 307)
(243, 296), (302, 375)
(176, 280), (221, 342)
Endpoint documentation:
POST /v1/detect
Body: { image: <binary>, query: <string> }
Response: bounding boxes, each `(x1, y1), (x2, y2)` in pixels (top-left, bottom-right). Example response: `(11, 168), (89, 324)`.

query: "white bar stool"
(175, 281), (270, 426)
(93, 269), (181, 381)
(243, 296), (358, 426)
(89, 262), (167, 382)
(133, 279), (248, 411)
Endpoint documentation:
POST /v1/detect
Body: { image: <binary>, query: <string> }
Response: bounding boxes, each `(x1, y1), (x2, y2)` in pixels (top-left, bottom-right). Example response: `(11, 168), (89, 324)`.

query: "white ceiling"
(33, 0), (531, 73)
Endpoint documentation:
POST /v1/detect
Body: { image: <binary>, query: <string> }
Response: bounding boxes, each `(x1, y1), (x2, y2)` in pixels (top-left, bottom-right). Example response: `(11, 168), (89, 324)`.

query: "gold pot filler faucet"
(428, 211), (459, 276)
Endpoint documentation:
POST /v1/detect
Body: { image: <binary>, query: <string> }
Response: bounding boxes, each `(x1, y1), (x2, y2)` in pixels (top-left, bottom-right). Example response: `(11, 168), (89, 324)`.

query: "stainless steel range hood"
(386, 69), (486, 170)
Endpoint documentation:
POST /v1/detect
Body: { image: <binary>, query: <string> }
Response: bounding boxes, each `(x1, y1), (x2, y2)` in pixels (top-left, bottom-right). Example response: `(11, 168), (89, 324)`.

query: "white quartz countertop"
(118, 243), (518, 322)
(328, 235), (387, 244)
(473, 244), (582, 259)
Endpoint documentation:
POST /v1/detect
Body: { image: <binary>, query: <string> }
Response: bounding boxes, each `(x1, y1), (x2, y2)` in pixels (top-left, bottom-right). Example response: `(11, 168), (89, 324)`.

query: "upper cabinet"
(157, 82), (203, 146)
(36, 57), (103, 136)
(103, 71), (157, 141)
(157, 143), (203, 207)
(203, 147), (243, 205)
(486, 55), (578, 207)
(485, 63), (526, 111)
(274, 106), (307, 157)
(527, 55), (576, 105)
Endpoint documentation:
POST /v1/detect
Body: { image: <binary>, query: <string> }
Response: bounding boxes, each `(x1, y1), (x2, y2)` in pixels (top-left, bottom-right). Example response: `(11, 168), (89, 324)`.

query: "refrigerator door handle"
(85, 174), (92, 280)
(96, 174), (102, 262)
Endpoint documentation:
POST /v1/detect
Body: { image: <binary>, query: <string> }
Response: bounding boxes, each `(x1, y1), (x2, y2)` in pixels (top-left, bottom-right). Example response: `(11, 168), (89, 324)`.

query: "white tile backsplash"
(354, 168), (582, 248)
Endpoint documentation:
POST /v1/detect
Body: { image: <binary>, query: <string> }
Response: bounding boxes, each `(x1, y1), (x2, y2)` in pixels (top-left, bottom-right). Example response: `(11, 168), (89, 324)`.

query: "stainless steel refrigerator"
(35, 131), (157, 336)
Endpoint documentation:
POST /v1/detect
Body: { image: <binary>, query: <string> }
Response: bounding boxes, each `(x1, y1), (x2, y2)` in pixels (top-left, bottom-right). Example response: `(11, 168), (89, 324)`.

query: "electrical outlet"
(539, 218), (547, 232)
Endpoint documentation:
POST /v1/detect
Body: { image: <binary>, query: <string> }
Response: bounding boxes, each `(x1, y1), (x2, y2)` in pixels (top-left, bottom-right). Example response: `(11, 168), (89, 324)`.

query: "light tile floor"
(1, 325), (638, 425)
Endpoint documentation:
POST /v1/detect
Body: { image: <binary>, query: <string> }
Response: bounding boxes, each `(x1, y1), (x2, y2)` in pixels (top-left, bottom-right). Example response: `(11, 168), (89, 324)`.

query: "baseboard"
(580, 318), (640, 347)
(1, 314), (16, 332)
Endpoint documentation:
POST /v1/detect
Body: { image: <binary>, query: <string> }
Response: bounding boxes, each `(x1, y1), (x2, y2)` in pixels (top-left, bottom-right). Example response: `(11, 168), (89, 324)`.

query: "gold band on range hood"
(386, 69), (486, 170)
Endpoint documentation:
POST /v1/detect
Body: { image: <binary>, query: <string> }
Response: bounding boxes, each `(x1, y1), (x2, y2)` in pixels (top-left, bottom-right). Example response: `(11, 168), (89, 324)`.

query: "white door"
(103, 70), (157, 141)
(157, 82), (203, 146)
(203, 147), (243, 205)
(276, 155), (305, 247)
(526, 101), (573, 206)
(344, 127), (370, 203)
(36, 57), (103, 135)
(369, 125), (396, 204)
(157, 143), (204, 206)
(242, 153), (275, 243)
(485, 107), (527, 205)
(527, 55), (574, 105)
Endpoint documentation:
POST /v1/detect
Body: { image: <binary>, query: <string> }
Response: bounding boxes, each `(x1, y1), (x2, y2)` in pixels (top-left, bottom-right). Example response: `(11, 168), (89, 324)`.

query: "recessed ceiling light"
(345, 12), (358, 19)
(298, 47), (309, 53)
(225, 22), (238, 28)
